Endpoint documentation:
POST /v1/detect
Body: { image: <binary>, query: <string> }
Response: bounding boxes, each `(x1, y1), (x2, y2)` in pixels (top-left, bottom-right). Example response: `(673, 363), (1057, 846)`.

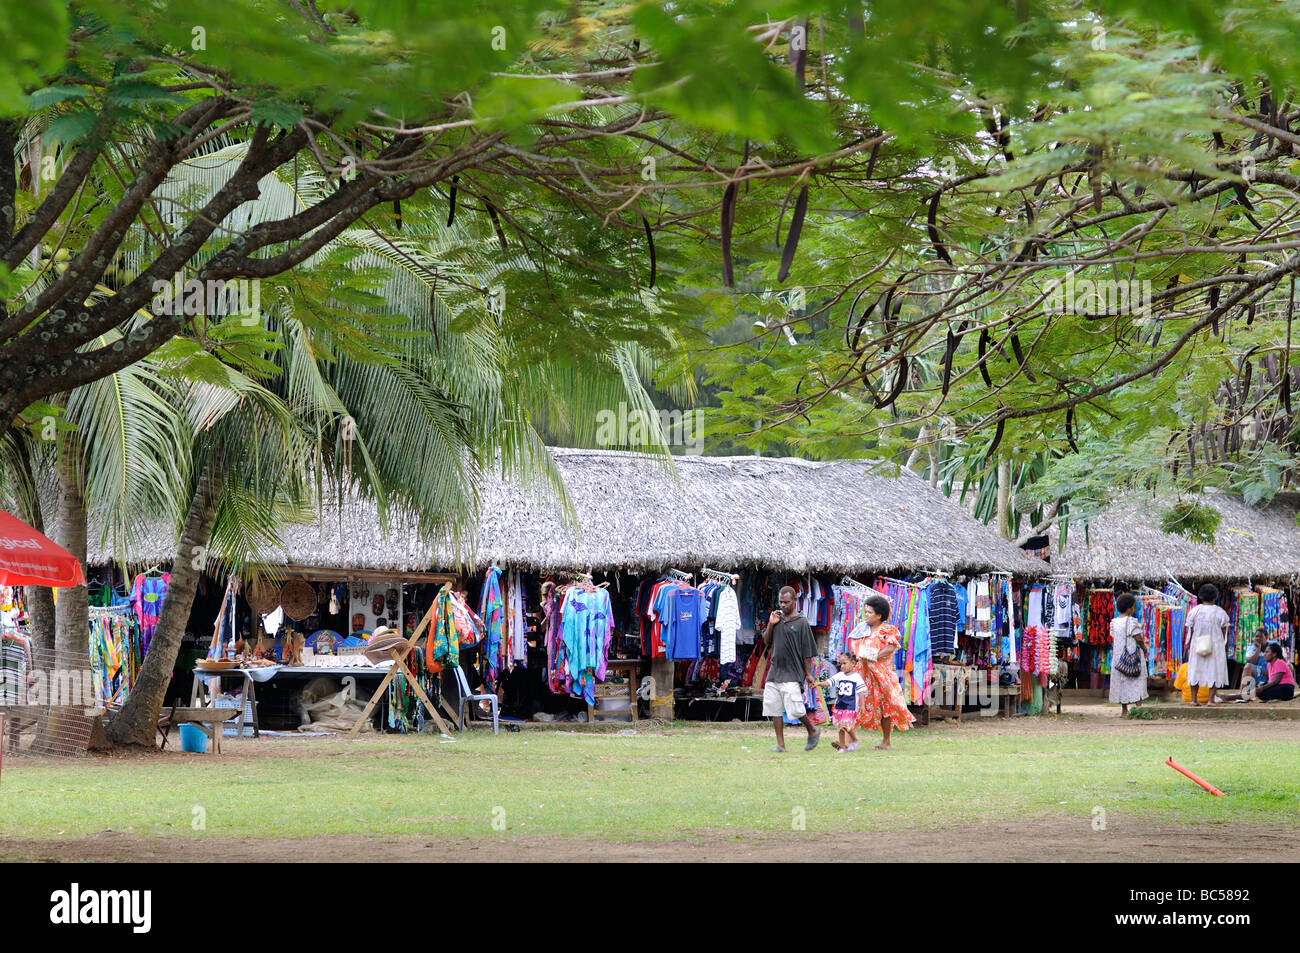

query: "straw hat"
(364, 626), (407, 664)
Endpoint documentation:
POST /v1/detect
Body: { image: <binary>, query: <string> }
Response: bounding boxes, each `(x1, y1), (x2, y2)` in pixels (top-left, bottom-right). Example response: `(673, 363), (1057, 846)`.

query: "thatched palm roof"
(80, 448), (1043, 576)
(1047, 489), (1300, 582)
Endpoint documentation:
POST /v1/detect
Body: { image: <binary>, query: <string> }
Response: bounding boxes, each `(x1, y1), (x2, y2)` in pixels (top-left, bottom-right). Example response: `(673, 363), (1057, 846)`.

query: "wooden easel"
(345, 588), (452, 740)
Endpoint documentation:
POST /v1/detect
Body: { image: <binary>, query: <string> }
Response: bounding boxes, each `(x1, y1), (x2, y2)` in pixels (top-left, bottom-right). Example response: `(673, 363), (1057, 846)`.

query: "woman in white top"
(1184, 583), (1230, 705)
(1108, 592), (1148, 714)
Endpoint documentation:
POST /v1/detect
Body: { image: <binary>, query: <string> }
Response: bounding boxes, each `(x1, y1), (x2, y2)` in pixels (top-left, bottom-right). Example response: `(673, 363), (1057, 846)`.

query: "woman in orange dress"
(847, 593), (916, 749)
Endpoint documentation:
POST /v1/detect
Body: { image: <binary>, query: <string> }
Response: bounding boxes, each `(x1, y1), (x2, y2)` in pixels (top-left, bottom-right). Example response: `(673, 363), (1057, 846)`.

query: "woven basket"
(279, 579), (318, 621)
(246, 577), (281, 616)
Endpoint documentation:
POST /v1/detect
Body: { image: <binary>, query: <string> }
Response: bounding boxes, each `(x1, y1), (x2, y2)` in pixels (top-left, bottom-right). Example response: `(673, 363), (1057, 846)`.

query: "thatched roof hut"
(78, 448), (1043, 577)
(1046, 489), (1300, 582)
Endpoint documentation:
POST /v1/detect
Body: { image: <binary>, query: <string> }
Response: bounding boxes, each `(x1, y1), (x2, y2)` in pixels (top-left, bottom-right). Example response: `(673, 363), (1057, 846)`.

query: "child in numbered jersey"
(826, 652), (866, 752)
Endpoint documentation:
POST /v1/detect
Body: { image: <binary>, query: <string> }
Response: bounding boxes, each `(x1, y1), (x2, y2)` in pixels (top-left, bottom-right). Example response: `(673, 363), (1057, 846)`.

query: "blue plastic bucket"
(179, 724), (207, 753)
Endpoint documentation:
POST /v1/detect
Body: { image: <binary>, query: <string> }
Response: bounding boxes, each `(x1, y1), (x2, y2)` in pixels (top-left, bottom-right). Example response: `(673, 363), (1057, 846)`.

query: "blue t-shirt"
(665, 587), (703, 661)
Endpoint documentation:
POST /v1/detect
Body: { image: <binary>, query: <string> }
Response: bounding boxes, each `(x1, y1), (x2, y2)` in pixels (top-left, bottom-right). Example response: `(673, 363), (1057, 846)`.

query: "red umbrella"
(0, 509), (86, 588)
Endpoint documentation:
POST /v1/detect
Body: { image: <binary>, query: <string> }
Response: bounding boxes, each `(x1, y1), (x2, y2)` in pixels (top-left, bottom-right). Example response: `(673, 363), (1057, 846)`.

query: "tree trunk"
(9, 435), (56, 653)
(31, 435), (90, 754)
(905, 422), (931, 475)
(106, 463), (221, 748)
(995, 456), (1012, 540)
(18, 486), (56, 656)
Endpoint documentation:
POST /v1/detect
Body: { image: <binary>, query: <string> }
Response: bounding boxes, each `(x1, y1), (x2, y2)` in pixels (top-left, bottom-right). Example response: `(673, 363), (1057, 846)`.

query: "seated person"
(1174, 661), (1211, 704)
(1257, 642), (1296, 702)
(1239, 633), (1268, 690)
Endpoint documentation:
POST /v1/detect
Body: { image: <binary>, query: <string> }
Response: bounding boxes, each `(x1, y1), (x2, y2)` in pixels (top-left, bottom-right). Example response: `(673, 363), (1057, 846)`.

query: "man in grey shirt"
(757, 585), (820, 752)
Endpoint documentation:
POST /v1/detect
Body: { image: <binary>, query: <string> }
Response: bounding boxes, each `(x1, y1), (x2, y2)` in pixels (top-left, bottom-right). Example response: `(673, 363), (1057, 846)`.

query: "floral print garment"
(849, 622), (917, 731)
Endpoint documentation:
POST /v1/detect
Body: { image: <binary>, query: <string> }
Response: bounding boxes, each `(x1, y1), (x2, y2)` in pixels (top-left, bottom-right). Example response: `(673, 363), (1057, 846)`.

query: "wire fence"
(0, 644), (99, 761)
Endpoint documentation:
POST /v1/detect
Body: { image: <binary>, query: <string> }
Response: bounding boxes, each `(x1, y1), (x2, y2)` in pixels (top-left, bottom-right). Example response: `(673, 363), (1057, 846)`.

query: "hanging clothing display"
(1162, 581), (1196, 669)
(131, 571), (170, 656)
(699, 580), (741, 665)
(424, 585), (483, 671)
(1086, 589), (1115, 644)
(555, 584), (614, 705)
(875, 578), (930, 705)
(1230, 588), (1261, 662)
(1026, 584), (1044, 630)
(1051, 582), (1074, 631)
(636, 576), (705, 660)
(1001, 577), (1017, 667)
(0, 627), (32, 705)
(478, 565), (506, 680)
(926, 580), (960, 658)
(971, 579), (993, 637)
(733, 573), (758, 645)
(1260, 587), (1291, 655)
(506, 570), (527, 667)
(829, 584), (872, 659)
(89, 606), (143, 708)
(388, 648), (439, 733)
(1020, 624), (1052, 686)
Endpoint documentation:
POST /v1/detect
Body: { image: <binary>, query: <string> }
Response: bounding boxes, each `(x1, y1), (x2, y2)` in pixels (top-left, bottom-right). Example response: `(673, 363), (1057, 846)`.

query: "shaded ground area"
(0, 818), (1284, 863)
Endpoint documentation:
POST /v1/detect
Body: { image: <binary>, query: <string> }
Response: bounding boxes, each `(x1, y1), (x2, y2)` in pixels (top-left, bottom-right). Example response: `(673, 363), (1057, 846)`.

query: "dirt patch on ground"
(0, 818), (1282, 863)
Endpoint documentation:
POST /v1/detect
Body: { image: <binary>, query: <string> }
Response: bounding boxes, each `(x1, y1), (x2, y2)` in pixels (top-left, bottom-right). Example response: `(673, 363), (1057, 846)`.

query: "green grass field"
(2, 719), (1296, 843)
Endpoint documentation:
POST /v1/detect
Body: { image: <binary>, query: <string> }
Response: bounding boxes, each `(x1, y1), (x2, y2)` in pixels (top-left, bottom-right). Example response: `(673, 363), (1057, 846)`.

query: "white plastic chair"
(454, 664), (499, 734)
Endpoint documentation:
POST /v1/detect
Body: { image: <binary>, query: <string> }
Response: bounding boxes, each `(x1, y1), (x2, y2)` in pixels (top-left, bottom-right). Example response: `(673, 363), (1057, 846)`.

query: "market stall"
(1044, 489), (1300, 697)
(77, 449), (1055, 731)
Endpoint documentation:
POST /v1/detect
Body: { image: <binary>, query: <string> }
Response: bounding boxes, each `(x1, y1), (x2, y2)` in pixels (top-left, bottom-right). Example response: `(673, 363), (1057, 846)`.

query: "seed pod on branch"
(977, 328), (993, 386)
(927, 191), (952, 265)
(720, 182), (737, 287)
(1010, 334), (1036, 383)
(642, 216), (656, 289)
(485, 201), (508, 251)
(446, 175), (458, 227)
(985, 418), (1005, 461)
(844, 288), (875, 353)
(875, 355), (909, 409)
(777, 184), (808, 283)
(941, 323), (969, 397)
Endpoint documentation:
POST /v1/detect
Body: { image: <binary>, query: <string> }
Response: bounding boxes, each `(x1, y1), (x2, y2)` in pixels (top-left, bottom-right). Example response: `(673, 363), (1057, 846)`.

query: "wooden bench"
(157, 704), (241, 754)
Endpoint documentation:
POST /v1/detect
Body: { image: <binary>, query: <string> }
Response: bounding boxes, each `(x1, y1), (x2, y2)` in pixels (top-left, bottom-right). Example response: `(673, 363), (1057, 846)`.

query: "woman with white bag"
(1183, 583), (1230, 706)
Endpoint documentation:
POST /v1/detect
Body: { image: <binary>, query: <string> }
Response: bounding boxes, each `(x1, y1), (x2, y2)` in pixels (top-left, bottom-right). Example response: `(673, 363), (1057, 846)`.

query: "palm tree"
(92, 155), (691, 746)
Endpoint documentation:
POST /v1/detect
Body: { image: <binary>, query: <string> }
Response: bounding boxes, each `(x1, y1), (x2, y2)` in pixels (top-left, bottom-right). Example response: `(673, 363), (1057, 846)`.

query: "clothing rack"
(840, 575), (871, 589)
(89, 604), (133, 615)
(700, 567), (739, 585)
(880, 575), (925, 590)
(664, 568), (693, 583)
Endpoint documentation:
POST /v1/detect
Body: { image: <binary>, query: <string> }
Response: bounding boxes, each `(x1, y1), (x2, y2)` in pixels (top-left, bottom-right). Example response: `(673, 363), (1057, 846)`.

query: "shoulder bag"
(1190, 608), (1214, 657)
(1113, 619), (1144, 678)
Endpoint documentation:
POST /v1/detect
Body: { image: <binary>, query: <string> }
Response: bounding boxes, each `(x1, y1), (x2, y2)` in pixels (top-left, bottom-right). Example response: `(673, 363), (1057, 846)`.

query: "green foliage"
(0, 0), (67, 114)
(1159, 501), (1223, 545)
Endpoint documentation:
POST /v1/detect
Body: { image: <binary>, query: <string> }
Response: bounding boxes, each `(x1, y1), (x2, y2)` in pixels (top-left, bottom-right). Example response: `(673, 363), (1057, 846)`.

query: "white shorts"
(762, 681), (807, 718)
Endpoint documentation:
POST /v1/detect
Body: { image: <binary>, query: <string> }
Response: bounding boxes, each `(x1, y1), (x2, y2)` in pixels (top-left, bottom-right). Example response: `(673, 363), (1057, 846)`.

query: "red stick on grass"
(1166, 756), (1226, 796)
